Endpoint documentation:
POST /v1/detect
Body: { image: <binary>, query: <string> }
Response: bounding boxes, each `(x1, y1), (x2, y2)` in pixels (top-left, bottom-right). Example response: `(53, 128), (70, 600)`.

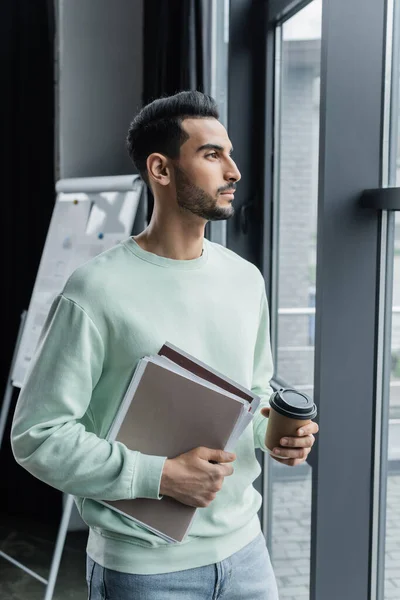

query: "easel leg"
(0, 378), (15, 451)
(43, 494), (75, 600)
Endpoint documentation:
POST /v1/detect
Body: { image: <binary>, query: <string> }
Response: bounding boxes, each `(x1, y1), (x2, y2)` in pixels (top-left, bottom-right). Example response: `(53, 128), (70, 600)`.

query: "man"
(11, 91), (318, 599)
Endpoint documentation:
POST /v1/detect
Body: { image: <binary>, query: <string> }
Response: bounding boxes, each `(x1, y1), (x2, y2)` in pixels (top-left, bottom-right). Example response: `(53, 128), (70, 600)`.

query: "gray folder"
(101, 349), (259, 543)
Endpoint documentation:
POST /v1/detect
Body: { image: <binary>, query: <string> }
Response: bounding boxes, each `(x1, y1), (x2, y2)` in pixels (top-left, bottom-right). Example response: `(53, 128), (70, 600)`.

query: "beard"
(173, 165), (235, 222)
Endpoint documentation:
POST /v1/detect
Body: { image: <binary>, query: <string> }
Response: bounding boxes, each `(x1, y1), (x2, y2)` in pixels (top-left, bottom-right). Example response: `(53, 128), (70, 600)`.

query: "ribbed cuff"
(253, 410), (269, 452)
(131, 453), (167, 500)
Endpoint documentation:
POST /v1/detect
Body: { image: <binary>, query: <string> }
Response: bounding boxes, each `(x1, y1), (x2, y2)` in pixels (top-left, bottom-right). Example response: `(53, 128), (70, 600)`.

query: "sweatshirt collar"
(122, 237), (209, 270)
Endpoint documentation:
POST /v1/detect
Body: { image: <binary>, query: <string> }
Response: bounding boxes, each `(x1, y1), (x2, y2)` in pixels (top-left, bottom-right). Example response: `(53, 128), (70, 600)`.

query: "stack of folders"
(101, 342), (261, 543)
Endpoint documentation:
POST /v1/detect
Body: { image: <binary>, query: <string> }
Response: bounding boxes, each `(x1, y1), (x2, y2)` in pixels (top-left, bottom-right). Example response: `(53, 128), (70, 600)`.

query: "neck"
(133, 204), (206, 261)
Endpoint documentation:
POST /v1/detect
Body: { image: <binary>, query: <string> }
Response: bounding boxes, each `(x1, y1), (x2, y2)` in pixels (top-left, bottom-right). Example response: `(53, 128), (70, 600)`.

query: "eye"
(206, 152), (218, 159)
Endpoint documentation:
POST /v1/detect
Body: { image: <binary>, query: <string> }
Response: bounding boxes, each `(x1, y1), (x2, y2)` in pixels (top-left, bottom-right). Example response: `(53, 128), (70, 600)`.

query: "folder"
(100, 342), (260, 543)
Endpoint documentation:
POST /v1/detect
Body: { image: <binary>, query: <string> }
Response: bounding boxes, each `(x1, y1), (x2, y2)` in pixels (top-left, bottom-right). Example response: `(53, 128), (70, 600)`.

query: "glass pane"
(275, 1), (321, 397)
(383, 2), (400, 592)
(391, 216), (400, 421)
(384, 213), (400, 599)
(270, 2), (322, 600)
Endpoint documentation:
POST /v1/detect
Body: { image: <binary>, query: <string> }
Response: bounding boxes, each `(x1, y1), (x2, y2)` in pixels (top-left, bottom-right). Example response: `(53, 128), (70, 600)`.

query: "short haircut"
(126, 90), (219, 182)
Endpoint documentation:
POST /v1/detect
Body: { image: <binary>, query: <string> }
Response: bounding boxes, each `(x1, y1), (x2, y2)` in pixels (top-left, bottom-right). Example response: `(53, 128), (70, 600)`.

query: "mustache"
(218, 183), (237, 193)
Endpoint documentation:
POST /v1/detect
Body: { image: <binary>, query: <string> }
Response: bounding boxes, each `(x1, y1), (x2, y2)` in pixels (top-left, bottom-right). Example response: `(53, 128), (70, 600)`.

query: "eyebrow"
(196, 143), (234, 154)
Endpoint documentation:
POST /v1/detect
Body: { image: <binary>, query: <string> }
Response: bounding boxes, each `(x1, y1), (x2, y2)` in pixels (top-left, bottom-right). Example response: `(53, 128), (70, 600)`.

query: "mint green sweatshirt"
(11, 237), (274, 574)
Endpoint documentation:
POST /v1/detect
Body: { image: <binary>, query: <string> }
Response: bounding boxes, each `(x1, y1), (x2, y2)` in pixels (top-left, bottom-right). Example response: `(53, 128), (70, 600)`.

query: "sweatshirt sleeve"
(251, 286), (275, 451)
(11, 294), (166, 501)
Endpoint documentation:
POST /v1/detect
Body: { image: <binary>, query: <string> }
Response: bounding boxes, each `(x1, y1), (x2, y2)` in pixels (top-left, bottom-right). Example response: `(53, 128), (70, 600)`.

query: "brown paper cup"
(265, 407), (311, 459)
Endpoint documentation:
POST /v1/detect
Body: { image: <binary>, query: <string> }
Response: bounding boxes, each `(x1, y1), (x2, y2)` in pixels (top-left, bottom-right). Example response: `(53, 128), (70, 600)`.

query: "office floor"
(0, 515), (87, 599)
(1, 472), (400, 600)
(270, 470), (400, 600)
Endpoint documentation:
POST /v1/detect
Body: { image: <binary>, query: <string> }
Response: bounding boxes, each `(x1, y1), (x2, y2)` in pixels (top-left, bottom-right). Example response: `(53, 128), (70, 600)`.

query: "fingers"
(297, 422), (319, 436)
(272, 446), (311, 460)
(279, 434), (315, 449)
(199, 447), (236, 463)
(271, 423), (317, 465)
(218, 462), (234, 477)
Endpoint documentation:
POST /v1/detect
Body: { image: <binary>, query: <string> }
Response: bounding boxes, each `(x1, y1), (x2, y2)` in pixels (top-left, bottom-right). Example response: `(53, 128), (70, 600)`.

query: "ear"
(147, 153), (171, 187)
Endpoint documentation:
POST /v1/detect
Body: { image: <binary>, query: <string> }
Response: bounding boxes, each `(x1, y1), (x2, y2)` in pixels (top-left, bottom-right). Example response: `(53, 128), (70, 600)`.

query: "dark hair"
(126, 91), (219, 182)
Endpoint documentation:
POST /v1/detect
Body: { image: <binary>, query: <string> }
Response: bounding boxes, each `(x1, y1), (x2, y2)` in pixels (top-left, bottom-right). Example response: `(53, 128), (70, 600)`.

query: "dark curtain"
(0, 0), (60, 522)
(142, 0), (211, 222)
(143, 0), (210, 103)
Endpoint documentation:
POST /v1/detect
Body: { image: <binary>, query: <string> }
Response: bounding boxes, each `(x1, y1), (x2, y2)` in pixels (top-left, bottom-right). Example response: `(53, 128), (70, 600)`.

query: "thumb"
(261, 407), (271, 418)
(202, 448), (236, 463)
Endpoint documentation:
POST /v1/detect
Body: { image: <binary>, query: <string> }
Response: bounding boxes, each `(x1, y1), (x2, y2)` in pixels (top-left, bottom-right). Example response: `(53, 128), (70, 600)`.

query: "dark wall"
(58, 0), (144, 178)
(227, 0), (268, 270)
(1, 0), (60, 522)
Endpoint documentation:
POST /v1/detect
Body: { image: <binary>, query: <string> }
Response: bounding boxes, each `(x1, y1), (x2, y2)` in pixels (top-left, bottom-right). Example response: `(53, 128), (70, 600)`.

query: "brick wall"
(276, 42), (319, 387)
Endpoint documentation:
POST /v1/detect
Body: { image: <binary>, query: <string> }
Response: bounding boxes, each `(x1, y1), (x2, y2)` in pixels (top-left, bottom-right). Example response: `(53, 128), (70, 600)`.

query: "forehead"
(181, 118), (232, 151)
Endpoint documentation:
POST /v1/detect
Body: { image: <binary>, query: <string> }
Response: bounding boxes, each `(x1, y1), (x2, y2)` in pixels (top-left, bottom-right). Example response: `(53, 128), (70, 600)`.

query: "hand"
(160, 447), (236, 508)
(260, 407), (319, 467)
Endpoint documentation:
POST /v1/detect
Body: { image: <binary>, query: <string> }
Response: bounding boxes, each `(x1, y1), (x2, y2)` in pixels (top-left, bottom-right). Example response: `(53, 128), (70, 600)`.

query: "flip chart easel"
(0, 174), (146, 599)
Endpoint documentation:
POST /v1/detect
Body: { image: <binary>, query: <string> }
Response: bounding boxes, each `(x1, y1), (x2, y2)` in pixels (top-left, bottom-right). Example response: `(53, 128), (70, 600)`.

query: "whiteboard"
(12, 175), (144, 388)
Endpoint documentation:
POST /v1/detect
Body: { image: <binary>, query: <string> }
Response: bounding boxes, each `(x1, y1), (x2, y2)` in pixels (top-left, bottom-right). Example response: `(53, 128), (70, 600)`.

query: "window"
(267, 2), (322, 598)
(382, 3), (400, 591)
(272, 1), (321, 398)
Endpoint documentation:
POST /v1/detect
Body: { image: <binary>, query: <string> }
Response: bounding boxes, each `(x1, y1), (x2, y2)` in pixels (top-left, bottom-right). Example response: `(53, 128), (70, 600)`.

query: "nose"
(225, 158), (241, 184)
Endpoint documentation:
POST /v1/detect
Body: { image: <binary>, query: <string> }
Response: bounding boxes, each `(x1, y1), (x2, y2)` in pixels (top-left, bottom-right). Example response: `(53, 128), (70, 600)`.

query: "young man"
(11, 91), (318, 599)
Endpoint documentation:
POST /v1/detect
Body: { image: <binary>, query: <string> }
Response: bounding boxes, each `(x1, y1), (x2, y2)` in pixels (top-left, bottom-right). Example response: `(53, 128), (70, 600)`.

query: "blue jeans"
(86, 532), (279, 599)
